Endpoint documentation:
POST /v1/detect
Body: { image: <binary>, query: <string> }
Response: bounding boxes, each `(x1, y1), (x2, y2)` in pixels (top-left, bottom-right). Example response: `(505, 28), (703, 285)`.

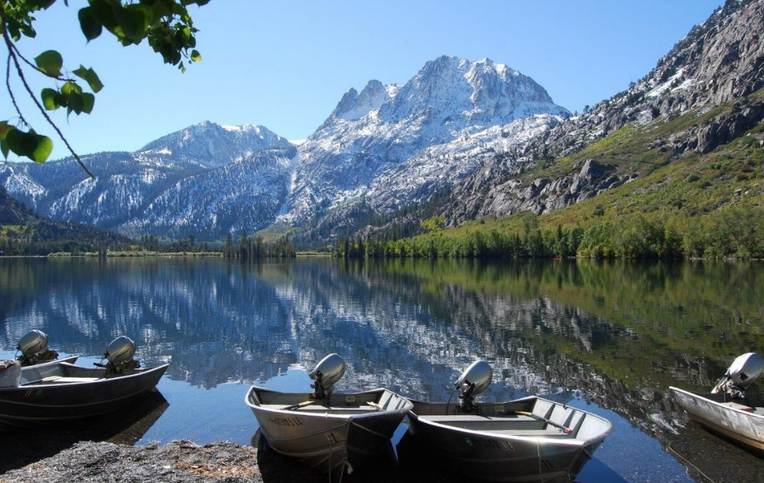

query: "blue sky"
(3, 0), (723, 159)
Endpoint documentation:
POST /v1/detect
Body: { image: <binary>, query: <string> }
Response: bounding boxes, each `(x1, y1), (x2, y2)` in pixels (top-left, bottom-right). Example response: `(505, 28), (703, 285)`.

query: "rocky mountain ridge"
(2, 0), (761, 243)
(0, 123), (295, 240)
(2, 56), (569, 241)
(447, 0), (764, 223)
(282, 56), (569, 237)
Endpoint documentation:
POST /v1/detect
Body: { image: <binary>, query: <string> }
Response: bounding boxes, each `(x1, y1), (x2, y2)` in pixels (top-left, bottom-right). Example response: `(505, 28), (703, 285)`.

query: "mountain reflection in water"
(1, 258), (763, 482)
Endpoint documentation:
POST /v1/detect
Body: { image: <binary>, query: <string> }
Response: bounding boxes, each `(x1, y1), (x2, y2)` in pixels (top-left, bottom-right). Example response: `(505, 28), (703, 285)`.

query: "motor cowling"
(309, 353), (346, 399)
(455, 360), (493, 412)
(103, 336), (140, 374)
(17, 330), (58, 366)
(711, 352), (763, 399)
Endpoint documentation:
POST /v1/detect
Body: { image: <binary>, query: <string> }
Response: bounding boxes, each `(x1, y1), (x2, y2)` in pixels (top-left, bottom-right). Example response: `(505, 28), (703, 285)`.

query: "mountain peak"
(329, 79), (396, 123)
(138, 122), (294, 168)
(379, 55), (567, 125)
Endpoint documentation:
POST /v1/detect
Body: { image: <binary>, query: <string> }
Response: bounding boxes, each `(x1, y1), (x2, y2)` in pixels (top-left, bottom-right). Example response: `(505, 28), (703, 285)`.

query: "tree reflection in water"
(1, 257), (762, 481)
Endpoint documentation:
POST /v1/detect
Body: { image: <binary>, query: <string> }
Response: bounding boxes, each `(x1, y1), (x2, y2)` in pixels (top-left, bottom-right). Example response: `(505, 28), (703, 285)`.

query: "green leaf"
(61, 81), (83, 97)
(78, 7), (103, 41)
(5, 129), (33, 157)
(73, 66), (103, 93)
(5, 128), (41, 161)
(34, 50), (63, 77)
(114, 5), (149, 42)
(190, 50), (202, 62)
(41, 88), (60, 110)
(1, 139), (9, 159)
(5, 129), (53, 163)
(67, 93), (84, 115)
(90, 0), (118, 30)
(29, 0), (56, 9)
(0, 121), (12, 140)
(81, 93), (95, 114)
(31, 134), (54, 163)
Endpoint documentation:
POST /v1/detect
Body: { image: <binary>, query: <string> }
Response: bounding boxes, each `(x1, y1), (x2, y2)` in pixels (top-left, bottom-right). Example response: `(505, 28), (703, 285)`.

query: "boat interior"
(413, 397), (611, 441)
(20, 362), (121, 386)
(716, 400), (764, 416)
(250, 388), (411, 415)
(695, 391), (764, 415)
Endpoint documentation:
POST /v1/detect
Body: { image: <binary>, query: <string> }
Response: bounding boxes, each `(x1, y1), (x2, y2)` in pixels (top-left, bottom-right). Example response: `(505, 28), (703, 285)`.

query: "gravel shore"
(1, 441), (261, 483)
(0, 438), (457, 483)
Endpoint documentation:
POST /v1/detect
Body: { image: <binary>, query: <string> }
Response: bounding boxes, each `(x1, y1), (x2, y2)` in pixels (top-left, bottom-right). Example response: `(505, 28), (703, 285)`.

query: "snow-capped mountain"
(282, 56), (569, 230)
(1, 56), (569, 241)
(0, 122), (295, 239)
(121, 150), (295, 239)
(140, 121), (293, 168)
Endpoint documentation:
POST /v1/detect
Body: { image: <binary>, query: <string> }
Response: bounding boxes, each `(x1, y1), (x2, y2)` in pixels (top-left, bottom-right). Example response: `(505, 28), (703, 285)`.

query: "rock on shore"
(0, 441), (262, 483)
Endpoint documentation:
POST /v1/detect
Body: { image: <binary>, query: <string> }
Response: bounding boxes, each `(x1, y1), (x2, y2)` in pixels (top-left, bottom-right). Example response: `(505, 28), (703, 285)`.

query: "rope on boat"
(666, 444), (717, 483)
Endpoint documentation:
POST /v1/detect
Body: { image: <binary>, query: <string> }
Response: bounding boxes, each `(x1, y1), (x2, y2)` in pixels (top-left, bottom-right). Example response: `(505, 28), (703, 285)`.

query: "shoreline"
(0, 439), (452, 483)
(0, 251), (333, 259)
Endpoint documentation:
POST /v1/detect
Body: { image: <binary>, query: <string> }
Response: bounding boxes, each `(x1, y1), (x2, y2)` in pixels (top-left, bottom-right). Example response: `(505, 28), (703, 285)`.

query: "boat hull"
(0, 364), (168, 429)
(669, 386), (764, 452)
(404, 397), (611, 482)
(407, 416), (594, 482)
(246, 387), (411, 476)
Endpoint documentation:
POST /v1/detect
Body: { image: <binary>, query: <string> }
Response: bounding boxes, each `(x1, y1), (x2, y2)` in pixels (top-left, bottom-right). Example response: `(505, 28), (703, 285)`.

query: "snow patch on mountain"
(139, 121), (294, 168)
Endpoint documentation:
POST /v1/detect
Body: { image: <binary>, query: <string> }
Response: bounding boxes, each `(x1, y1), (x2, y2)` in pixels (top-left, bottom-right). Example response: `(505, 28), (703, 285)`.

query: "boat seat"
(377, 392), (392, 408)
(532, 400), (554, 419)
(549, 406), (574, 426)
(422, 414), (545, 431)
(41, 376), (101, 384)
(423, 415), (538, 422)
(262, 404), (379, 412)
(490, 428), (572, 438)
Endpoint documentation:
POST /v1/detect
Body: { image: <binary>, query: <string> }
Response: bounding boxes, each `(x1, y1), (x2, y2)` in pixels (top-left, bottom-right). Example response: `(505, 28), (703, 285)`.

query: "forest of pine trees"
(223, 234), (296, 260)
(335, 207), (764, 260)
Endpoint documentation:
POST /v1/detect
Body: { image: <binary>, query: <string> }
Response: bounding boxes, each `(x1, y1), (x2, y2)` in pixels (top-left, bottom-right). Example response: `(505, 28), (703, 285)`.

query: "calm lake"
(1, 257), (763, 482)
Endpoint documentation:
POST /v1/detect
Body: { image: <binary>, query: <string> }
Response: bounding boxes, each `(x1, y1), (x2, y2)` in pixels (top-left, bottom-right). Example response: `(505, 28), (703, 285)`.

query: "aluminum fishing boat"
(245, 354), (412, 477)
(0, 336), (168, 429)
(670, 352), (764, 452)
(405, 361), (613, 482)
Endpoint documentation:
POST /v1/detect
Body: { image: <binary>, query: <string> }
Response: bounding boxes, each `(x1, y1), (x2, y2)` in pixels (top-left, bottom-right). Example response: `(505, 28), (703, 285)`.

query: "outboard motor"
(100, 336), (140, 375)
(455, 360), (493, 412)
(309, 353), (346, 399)
(16, 330), (58, 366)
(711, 352), (763, 400)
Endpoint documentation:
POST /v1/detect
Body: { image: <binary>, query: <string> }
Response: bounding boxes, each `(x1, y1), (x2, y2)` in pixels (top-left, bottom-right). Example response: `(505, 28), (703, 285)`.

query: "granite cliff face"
(447, 0), (764, 223)
(281, 56), (569, 236)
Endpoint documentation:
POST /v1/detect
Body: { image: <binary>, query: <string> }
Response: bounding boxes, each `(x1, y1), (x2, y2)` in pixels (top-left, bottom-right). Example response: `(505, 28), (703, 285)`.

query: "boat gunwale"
(669, 386), (764, 420)
(408, 395), (613, 447)
(245, 386), (413, 420)
(20, 355), (79, 368)
(0, 363), (170, 393)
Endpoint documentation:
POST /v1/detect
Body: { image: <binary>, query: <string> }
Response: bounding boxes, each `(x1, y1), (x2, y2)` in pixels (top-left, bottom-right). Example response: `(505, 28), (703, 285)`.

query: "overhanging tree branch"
(2, 27), (95, 178)
(6, 53), (28, 126)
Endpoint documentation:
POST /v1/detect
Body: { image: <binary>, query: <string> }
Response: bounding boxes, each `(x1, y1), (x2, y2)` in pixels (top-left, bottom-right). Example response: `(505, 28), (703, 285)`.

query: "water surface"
(1, 258), (763, 482)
